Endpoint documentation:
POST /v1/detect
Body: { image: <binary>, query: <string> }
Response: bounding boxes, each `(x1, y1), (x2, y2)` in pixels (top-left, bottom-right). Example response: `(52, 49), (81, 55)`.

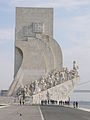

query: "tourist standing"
(73, 101), (75, 108)
(20, 98), (22, 105)
(76, 101), (78, 108)
(22, 99), (25, 105)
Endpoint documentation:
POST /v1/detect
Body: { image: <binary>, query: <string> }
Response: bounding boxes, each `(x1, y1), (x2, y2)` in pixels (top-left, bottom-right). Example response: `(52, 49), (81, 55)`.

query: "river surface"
(71, 101), (90, 109)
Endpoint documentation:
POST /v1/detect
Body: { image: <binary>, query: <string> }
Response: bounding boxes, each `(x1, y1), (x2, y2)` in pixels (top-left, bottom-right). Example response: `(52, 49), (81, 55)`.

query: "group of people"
(41, 100), (58, 105)
(73, 101), (79, 108)
(40, 100), (71, 106)
(59, 100), (70, 106)
(40, 100), (79, 109)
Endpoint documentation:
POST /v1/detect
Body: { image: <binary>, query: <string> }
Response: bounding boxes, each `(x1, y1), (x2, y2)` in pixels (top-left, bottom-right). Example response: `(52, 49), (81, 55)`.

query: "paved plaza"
(0, 105), (43, 120)
(0, 105), (90, 120)
(41, 105), (90, 120)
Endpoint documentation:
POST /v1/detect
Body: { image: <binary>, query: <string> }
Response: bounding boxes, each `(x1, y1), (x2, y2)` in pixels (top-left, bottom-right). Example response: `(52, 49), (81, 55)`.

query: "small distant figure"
(59, 100), (63, 106)
(73, 61), (78, 70)
(55, 100), (57, 105)
(61, 100), (63, 106)
(22, 99), (25, 105)
(73, 101), (75, 108)
(45, 100), (47, 105)
(41, 100), (43, 105)
(48, 100), (49, 105)
(62, 101), (64, 106)
(20, 113), (22, 116)
(20, 98), (22, 106)
(76, 101), (78, 108)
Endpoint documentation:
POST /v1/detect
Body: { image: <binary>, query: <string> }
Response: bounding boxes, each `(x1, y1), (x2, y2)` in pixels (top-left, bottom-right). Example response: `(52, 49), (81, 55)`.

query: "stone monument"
(8, 7), (63, 96)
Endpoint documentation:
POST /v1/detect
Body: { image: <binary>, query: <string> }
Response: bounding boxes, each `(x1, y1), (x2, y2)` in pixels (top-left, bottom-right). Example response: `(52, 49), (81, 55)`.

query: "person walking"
(73, 101), (75, 108)
(22, 99), (25, 105)
(20, 98), (22, 105)
(76, 101), (78, 108)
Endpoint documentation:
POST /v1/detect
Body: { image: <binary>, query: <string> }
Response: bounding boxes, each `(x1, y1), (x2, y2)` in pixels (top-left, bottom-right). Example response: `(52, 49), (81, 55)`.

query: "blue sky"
(0, 0), (90, 101)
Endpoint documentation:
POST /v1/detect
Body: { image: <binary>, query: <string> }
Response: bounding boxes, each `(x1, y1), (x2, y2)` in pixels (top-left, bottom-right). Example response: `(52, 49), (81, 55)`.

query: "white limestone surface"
(33, 77), (79, 104)
(8, 8), (63, 96)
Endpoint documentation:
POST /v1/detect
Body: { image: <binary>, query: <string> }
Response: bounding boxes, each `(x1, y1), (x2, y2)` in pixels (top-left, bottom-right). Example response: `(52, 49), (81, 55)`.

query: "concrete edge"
(63, 105), (90, 112)
(78, 108), (90, 112)
(0, 104), (10, 109)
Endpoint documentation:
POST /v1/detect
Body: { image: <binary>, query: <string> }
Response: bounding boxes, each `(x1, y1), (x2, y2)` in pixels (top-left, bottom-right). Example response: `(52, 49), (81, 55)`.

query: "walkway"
(0, 105), (90, 120)
(0, 105), (42, 120)
(40, 105), (90, 120)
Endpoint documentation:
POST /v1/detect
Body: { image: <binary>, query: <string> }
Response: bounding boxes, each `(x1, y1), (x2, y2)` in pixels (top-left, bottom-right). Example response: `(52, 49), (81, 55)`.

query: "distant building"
(1, 90), (8, 96)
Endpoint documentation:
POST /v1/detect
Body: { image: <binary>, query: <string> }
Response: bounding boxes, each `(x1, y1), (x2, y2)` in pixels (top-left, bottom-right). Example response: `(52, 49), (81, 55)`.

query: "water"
(71, 101), (90, 109)
(79, 102), (90, 109)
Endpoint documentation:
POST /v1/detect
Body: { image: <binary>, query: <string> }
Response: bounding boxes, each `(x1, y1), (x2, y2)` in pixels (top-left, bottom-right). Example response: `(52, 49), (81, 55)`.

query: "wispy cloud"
(55, 13), (90, 46)
(54, 10), (90, 88)
(0, 28), (14, 41)
(10, 0), (90, 9)
(0, 0), (12, 12)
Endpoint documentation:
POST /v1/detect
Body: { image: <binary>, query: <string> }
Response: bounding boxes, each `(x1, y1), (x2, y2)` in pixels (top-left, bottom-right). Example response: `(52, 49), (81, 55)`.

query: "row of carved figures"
(17, 61), (79, 96)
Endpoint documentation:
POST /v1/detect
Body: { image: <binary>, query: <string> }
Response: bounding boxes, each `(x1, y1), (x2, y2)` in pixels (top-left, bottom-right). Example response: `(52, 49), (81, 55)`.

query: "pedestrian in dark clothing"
(41, 100), (43, 105)
(62, 101), (64, 106)
(76, 101), (78, 108)
(48, 100), (49, 105)
(73, 101), (75, 108)
(22, 99), (25, 105)
(20, 99), (22, 105)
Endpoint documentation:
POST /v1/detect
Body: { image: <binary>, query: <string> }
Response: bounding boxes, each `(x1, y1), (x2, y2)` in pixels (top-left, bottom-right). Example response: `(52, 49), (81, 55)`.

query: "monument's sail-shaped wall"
(8, 8), (63, 96)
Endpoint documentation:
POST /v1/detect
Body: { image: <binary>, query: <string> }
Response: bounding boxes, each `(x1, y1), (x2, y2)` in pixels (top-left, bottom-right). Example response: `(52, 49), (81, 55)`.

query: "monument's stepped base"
(0, 77), (79, 105)
(33, 77), (79, 104)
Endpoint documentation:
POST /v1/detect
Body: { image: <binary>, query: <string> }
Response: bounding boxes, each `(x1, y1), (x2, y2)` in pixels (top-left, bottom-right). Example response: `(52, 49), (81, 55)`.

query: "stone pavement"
(40, 105), (90, 120)
(0, 105), (43, 120)
(0, 105), (90, 120)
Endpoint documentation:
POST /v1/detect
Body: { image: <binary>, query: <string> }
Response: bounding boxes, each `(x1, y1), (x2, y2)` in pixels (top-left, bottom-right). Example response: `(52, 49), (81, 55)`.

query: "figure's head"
(73, 61), (76, 64)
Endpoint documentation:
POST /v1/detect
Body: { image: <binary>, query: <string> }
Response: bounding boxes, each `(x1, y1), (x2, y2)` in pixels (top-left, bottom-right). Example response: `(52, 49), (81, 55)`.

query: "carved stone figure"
(29, 82), (35, 95)
(34, 80), (41, 94)
(60, 70), (65, 82)
(73, 61), (78, 70)
(46, 90), (50, 100)
(65, 67), (69, 80)
(73, 61), (79, 76)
